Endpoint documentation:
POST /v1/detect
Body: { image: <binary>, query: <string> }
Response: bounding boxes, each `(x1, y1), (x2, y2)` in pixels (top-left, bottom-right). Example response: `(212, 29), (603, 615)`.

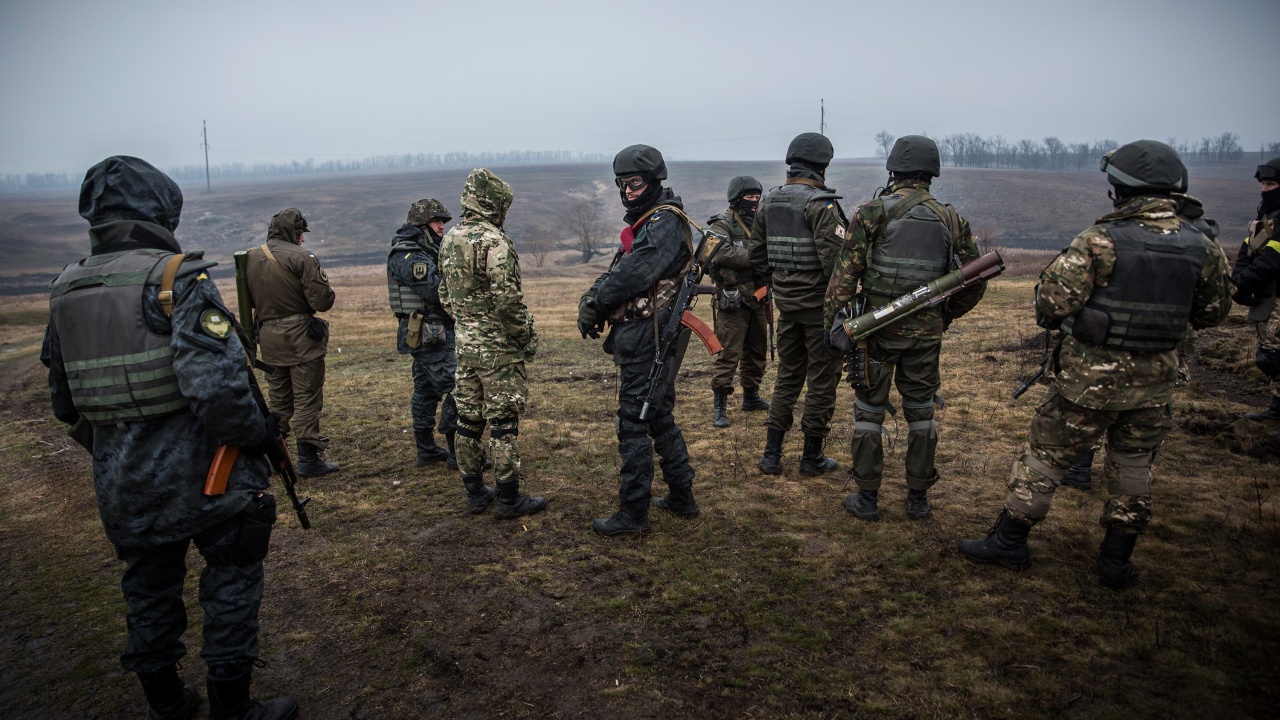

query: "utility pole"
(820, 99), (826, 136)
(201, 120), (211, 193)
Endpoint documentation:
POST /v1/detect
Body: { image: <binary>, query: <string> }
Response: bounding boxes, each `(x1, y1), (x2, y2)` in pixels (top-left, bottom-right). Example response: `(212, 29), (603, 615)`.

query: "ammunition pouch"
(1067, 306), (1109, 346)
(406, 311), (424, 349)
(423, 321), (447, 347)
(718, 287), (742, 312)
(1257, 345), (1280, 380)
(305, 316), (329, 343)
(848, 344), (870, 390)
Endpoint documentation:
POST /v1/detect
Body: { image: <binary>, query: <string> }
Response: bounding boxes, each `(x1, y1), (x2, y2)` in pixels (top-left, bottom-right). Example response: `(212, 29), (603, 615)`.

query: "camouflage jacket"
(1040, 196), (1232, 410)
(823, 179), (984, 339)
(439, 168), (537, 368)
(746, 167), (846, 313)
(707, 209), (761, 306)
(243, 209), (335, 366)
(43, 221), (272, 549)
(387, 224), (454, 354)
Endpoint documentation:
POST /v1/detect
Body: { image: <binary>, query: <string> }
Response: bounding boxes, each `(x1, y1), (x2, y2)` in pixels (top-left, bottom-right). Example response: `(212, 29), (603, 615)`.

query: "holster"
(305, 316), (330, 343)
(234, 492), (277, 563)
(68, 417), (94, 453)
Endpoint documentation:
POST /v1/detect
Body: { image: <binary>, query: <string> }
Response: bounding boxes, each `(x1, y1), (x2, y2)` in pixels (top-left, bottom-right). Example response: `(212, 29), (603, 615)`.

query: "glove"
(245, 413), (281, 457)
(578, 292), (601, 339)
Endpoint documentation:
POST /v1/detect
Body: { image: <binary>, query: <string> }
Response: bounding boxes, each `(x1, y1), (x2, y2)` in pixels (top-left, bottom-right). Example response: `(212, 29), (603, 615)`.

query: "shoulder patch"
(200, 309), (232, 340)
(307, 251), (317, 258)
(317, 268), (329, 283)
(412, 262), (428, 280)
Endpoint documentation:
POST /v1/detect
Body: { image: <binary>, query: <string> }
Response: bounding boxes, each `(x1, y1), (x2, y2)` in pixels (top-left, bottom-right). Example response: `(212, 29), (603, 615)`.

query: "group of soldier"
(39, 135), (1278, 718)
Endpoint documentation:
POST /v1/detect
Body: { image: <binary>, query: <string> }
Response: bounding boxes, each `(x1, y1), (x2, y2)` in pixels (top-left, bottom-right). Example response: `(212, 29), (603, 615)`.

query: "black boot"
(493, 478), (546, 519)
(712, 388), (731, 429)
(592, 505), (650, 536)
(415, 429), (450, 467)
(445, 430), (458, 470)
(906, 489), (931, 520)
(757, 427), (785, 475)
(652, 484), (700, 518)
(1244, 396), (1280, 421)
(295, 441), (338, 477)
(1098, 528), (1139, 590)
(799, 434), (838, 476)
(843, 489), (879, 521)
(460, 473), (495, 514)
(741, 386), (770, 412)
(959, 510), (1032, 570)
(207, 672), (297, 720)
(137, 665), (200, 720)
(1061, 449), (1095, 490)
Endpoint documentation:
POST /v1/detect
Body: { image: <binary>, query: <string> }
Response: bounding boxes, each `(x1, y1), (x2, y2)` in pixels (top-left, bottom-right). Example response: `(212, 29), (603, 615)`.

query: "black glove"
(578, 293), (601, 339)
(245, 412), (281, 457)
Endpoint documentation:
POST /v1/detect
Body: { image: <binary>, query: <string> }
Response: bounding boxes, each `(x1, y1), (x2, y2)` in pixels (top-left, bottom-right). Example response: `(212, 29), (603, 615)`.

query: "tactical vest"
(862, 191), (955, 301)
(1245, 213), (1279, 323)
(608, 204), (693, 324)
(386, 239), (447, 320)
(49, 249), (201, 424)
(708, 211), (752, 290)
(763, 183), (836, 272)
(1062, 220), (1207, 352)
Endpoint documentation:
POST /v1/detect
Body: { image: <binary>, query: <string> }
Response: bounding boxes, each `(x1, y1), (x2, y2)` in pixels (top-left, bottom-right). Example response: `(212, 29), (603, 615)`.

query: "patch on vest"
(413, 262), (428, 280)
(200, 309), (232, 340)
(835, 225), (846, 238)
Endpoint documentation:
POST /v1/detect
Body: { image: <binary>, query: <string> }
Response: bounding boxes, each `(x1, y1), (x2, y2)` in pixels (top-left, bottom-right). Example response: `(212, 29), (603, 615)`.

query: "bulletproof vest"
(386, 239), (447, 320)
(49, 249), (192, 424)
(763, 183), (836, 272)
(708, 211), (751, 289)
(1063, 221), (1207, 352)
(862, 191), (954, 300)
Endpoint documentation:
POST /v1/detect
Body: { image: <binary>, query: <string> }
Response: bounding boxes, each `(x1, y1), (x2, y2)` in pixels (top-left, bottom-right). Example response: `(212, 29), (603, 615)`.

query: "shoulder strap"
(730, 210), (751, 236)
(158, 253), (185, 317)
(259, 243), (301, 282)
(883, 189), (931, 223)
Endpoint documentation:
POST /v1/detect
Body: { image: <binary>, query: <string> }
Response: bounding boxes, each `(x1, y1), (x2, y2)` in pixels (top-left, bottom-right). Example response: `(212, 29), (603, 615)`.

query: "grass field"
(1, 259), (1277, 719)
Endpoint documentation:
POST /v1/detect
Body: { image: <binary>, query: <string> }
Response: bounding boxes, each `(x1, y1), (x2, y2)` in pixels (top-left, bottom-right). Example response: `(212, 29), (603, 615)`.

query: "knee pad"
(438, 395), (459, 433)
(457, 415), (486, 440)
(1106, 450), (1152, 495)
(1257, 346), (1280, 379)
(490, 416), (519, 439)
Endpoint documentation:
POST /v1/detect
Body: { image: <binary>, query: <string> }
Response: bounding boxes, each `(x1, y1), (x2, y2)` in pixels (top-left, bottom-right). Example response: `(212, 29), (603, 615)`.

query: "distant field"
(0, 160), (1260, 294)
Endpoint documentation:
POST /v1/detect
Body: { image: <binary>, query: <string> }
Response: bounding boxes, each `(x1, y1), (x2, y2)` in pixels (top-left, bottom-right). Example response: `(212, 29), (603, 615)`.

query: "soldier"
(578, 144), (700, 535)
(439, 168), (545, 517)
(42, 156), (296, 719)
(242, 207), (339, 477)
(959, 140), (1233, 589)
(825, 135), (987, 521)
(388, 198), (460, 467)
(1231, 157), (1280, 427)
(746, 133), (845, 476)
(706, 175), (771, 428)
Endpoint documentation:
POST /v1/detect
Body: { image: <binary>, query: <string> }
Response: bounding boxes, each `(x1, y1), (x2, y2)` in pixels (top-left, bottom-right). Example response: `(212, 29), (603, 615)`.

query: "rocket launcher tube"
(842, 251), (1004, 342)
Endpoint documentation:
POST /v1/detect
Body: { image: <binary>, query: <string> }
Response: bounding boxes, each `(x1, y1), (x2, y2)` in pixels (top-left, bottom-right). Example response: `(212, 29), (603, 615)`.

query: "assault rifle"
(233, 251), (256, 348)
(639, 229), (727, 420)
(754, 285), (775, 361)
(1012, 330), (1061, 399)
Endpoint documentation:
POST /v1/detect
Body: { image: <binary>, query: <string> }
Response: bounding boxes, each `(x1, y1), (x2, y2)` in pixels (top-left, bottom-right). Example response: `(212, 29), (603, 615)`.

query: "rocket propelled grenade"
(840, 250), (1004, 342)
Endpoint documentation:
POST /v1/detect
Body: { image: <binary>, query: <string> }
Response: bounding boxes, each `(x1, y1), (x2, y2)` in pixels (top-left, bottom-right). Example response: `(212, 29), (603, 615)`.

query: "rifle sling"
(158, 253), (185, 318)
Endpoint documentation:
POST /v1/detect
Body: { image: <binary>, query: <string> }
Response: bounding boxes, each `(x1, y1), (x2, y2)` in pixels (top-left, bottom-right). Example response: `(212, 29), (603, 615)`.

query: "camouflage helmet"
(886, 135), (941, 178)
(727, 176), (762, 202)
(406, 198), (452, 226)
(613, 144), (667, 181)
(1100, 140), (1186, 192)
(785, 133), (834, 168)
(1255, 157), (1280, 182)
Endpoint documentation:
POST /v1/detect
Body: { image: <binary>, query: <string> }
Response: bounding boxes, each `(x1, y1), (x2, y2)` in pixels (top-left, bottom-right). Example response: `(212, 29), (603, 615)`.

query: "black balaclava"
(621, 175), (663, 211)
(1259, 187), (1280, 219)
(733, 195), (759, 224)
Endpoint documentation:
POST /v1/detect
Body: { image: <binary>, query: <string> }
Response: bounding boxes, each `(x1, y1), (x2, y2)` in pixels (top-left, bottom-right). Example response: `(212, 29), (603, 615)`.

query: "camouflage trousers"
(710, 301), (768, 392)
(453, 361), (527, 482)
(116, 512), (265, 678)
(850, 332), (941, 492)
(615, 359), (695, 513)
(265, 356), (328, 450)
(1005, 391), (1172, 534)
(766, 307), (842, 437)
(410, 345), (457, 434)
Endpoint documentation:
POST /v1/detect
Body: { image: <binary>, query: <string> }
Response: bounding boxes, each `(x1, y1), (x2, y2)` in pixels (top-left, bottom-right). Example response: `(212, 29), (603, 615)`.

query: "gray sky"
(2, 0), (1276, 175)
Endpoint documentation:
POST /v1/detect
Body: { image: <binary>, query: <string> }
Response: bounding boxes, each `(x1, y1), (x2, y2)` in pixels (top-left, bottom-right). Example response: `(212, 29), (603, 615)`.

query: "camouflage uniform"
(439, 169), (543, 516)
(42, 157), (292, 716)
(707, 209), (769, 402)
(243, 208), (337, 470)
(824, 179), (985, 499)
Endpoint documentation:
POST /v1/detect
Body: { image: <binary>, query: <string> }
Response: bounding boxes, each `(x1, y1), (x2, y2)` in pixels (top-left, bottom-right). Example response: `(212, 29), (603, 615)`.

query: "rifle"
(639, 229), (727, 420)
(694, 284), (717, 330)
(1012, 330), (1060, 400)
(753, 285), (775, 361)
(233, 250), (257, 349)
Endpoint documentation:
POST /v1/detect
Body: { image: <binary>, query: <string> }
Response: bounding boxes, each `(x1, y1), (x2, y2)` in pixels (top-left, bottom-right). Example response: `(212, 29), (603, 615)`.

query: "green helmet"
(785, 132), (833, 168)
(1100, 140), (1186, 192)
(727, 176), (762, 202)
(1255, 157), (1280, 182)
(886, 135), (940, 178)
(406, 198), (452, 226)
(613, 144), (668, 181)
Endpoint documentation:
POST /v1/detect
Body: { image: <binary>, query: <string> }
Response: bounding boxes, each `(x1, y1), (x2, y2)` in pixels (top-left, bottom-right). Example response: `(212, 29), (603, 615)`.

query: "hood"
(785, 163), (826, 184)
(79, 156), (183, 232)
(459, 168), (514, 228)
(268, 208), (307, 244)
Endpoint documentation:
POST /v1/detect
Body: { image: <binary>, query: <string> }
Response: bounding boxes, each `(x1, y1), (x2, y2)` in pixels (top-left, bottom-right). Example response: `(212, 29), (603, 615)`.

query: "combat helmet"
(613, 145), (667, 181)
(785, 133), (834, 169)
(407, 198), (452, 226)
(1100, 140), (1187, 193)
(1255, 157), (1280, 182)
(886, 135), (941, 178)
(727, 176), (762, 202)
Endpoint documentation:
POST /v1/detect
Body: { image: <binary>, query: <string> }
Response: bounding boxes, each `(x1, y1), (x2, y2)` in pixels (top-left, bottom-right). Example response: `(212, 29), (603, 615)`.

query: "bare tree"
(518, 225), (556, 268)
(874, 131), (896, 159)
(973, 225), (1001, 254)
(560, 197), (610, 264)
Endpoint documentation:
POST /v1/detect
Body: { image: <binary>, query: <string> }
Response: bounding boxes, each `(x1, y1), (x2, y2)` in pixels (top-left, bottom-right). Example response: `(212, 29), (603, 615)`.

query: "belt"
(260, 312), (311, 326)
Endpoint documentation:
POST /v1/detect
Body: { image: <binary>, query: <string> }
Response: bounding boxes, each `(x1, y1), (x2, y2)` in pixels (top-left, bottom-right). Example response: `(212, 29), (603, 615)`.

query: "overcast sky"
(2, 0), (1276, 176)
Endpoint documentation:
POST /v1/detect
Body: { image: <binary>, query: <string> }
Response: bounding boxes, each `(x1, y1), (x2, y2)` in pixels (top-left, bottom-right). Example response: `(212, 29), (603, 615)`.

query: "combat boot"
(906, 489), (931, 520)
(958, 510), (1032, 570)
(844, 489), (879, 521)
(414, 429), (451, 467)
(798, 434), (838, 476)
(1061, 449), (1095, 490)
(207, 672), (297, 720)
(1244, 396), (1280, 421)
(652, 484), (700, 519)
(460, 473), (495, 514)
(137, 665), (200, 720)
(295, 441), (338, 477)
(741, 385), (770, 412)
(592, 505), (650, 536)
(493, 478), (547, 519)
(757, 428), (785, 475)
(1098, 528), (1139, 590)
(712, 388), (731, 429)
